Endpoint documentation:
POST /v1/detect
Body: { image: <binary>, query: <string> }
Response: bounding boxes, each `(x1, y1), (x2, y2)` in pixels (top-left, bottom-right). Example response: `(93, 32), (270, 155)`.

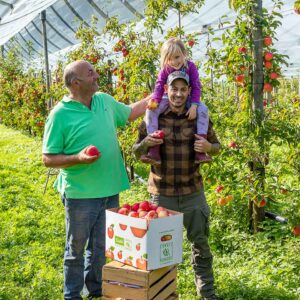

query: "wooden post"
(40, 10), (51, 107)
(250, 0), (265, 232)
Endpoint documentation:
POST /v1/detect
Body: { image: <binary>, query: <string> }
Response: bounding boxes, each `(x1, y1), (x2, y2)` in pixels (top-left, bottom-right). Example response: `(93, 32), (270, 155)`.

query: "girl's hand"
(147, 99), (159, 111)
(186, 104), (197, 120)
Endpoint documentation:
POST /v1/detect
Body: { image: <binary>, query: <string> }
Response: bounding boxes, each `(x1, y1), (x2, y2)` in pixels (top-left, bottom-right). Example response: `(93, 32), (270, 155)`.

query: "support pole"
(250, 0), (265, 233)
(178, 8), (181, 38)
(1, 45), (4, 57)
(40, 10), (51, 107)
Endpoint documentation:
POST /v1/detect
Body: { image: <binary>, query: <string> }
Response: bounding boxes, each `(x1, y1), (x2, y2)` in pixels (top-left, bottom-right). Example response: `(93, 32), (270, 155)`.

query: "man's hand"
(143, 135), (164, 148)
(186, 104), (197, 120)
(194, 134), (212, 153)
(78, 146), (101, 164)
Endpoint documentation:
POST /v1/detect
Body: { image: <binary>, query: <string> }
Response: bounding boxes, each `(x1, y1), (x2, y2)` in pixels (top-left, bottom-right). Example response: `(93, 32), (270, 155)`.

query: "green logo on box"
(160, 242), (173, 263)
(115, 236), (124, 246)
(115, 236), (132, 250)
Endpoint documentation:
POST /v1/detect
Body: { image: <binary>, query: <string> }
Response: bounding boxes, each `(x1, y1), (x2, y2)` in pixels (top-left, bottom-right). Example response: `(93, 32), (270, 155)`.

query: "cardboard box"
(105, 208), (183, 270)
(102, 261), (178, 300)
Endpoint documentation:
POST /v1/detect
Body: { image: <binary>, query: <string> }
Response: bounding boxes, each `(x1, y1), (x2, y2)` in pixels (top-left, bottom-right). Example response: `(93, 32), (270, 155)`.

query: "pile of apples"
(117, 200), (171, 220)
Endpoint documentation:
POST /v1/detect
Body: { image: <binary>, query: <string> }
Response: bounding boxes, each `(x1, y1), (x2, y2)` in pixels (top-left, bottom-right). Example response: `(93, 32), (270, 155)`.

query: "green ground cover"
(0, 124), (299, 300)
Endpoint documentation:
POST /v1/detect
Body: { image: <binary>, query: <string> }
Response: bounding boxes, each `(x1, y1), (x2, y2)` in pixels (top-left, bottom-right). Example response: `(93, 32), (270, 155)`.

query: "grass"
(0, 124), (299, 300)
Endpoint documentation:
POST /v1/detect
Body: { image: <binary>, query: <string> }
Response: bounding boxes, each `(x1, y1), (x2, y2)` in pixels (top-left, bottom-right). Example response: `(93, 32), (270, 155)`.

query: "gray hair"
(63, 67), (78, 88)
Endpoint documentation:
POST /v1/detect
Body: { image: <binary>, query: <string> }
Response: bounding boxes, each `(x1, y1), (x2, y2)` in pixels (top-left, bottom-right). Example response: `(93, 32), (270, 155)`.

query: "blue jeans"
(61, 194), (119, 300)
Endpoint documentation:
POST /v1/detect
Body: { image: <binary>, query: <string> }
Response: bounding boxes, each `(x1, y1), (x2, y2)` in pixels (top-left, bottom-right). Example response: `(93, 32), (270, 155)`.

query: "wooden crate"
(102, 261), (178, 300)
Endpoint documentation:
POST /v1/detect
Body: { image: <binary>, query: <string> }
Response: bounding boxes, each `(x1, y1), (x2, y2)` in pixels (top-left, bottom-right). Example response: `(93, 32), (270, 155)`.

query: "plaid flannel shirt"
(135, 108), (221, 196)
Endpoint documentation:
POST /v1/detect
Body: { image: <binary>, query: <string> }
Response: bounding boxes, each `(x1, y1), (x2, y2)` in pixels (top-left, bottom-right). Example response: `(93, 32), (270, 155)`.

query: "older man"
(42, 60), (149, 300)
(133, 71), (220, 300)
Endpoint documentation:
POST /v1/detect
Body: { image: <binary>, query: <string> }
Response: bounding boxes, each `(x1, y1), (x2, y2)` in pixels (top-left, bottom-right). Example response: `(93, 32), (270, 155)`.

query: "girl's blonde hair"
(160, 37), (188, 69)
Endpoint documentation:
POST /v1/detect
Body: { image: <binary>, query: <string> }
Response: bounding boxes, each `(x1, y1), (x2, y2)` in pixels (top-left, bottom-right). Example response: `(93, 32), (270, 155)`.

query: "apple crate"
(102, 261), (178, 300)
(105, 208), (183, 271)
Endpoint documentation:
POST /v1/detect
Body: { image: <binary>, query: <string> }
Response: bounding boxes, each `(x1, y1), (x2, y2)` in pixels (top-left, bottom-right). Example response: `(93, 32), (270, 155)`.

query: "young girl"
(144, 37), (211, 164)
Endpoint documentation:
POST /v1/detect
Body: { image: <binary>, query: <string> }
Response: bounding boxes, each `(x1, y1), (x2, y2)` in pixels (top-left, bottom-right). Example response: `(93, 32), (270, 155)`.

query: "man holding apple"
(133, 71), (221, 300)
(42, 60), (149, 300)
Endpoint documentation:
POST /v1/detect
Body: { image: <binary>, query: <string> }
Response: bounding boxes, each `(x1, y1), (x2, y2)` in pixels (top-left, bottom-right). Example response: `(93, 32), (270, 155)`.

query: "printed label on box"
(115, 236), (132, 251)
(160, 242), (173, 263)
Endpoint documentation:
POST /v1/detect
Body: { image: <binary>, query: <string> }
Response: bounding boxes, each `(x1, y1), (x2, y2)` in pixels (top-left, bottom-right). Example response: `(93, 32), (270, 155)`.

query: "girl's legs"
(194, 102), (212, 163)
(145, 95), (169, 134)
(143, 95), (169, 164)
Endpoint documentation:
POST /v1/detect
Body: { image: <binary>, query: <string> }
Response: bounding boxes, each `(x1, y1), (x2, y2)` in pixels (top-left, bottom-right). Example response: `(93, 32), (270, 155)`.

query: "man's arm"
(128, 95), (151, 122)
(194, 121), (221, 155)
(132, 121), (163, 159)
(42, 146), (100, 168)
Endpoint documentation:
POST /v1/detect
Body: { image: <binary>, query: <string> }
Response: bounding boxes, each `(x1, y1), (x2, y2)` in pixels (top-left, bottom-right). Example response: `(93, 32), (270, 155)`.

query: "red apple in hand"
(151, 130), (165, 139)
(86, 145), (100, 157)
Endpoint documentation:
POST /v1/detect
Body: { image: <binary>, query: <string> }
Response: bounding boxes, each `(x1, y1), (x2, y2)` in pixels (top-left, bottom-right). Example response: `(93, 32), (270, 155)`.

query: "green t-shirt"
(42, 92), (132, 198)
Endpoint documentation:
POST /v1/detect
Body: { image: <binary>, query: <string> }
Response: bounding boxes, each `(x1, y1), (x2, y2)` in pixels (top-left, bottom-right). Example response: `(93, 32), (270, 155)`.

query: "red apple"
(122, 48), (129, 57)
(263, 83), (273, 93)
(139, 201), (150, 212)
(235, 74), (245, 82)
(228, 141), (237, 149)
(217, 198), (227, 206)
(122, 203), (131, 210)
(151, 130), (165, 139)
(238, 47), (247, 54)
(86, 145), (100, 157)
(188, 39), (195, 47)
(128, 211), (139, 218)
(240, 66), (247, 72)
(215, 186), (224, 193)
(131, 203), (140, 212)
(264, 61), (272, 69)
(263, 36), (272, 47)
(292, 226), (300, 235)
(264, 51), (273, 61)
(156, 206), (167, 213)
(258, 199), (267, 207)
(158, 210), (169, 218)
(145, 210), (158, 220)
(118, 207), (129, 215)
(150, 203), (158, 211)
(138, 210), (148, 218)
(270, 72), (279, 80)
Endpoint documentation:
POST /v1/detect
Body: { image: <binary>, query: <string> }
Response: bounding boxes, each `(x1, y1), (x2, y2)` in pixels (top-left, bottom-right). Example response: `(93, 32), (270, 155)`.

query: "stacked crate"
(102, 261), (178, 300)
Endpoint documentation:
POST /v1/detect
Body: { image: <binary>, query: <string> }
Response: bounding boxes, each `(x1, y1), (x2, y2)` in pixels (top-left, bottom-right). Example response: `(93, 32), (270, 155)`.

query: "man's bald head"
(63, 60), (89, 88)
